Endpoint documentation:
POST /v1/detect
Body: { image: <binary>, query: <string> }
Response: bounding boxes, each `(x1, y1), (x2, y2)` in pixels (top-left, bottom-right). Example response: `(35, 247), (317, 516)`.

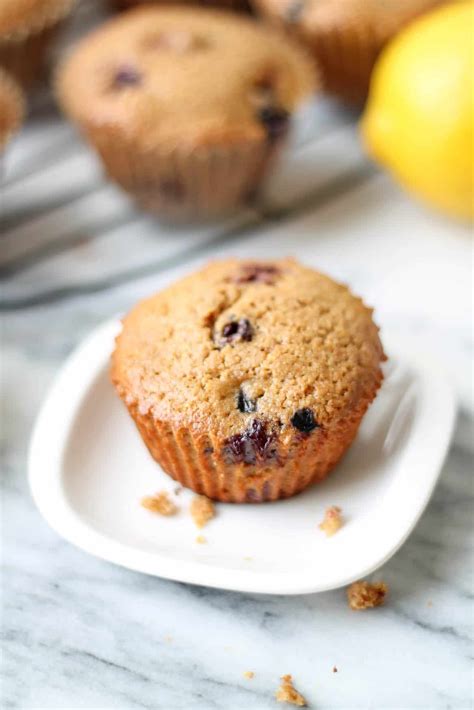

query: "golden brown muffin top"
(56, 7), (316, 150)
(112, 259), (385, 441)
(0, 69), (24, 148)
(259, 0), (444, 43)
(0, 0), (73, 39)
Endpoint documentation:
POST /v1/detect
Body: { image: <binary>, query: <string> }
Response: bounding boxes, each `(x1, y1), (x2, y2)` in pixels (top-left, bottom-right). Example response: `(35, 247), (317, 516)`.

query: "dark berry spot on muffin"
(237, 388), (257, 413)
(291, 408), (319, 433)
(112, 66), (142, 89)
(245, 488), (260, 502)
(143, 32), (208, 53)
(223, 419), (278, 465)
(285, 0), (306, 23)
(250, 71), (278, 107)
(257, 105), (290, 143)
(221, 318), (253, 344)
(233, 263), (281, 284)
(203, 446), (214, 455)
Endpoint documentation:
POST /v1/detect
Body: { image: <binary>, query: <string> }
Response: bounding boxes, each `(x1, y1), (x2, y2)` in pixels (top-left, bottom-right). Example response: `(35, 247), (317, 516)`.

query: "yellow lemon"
(361, 1), (474, 221)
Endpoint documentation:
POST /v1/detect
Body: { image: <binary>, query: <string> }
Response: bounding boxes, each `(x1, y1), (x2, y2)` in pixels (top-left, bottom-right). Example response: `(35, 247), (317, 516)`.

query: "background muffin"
(251, 0), (445, 104)
(0, 68), (25, 150)
(56, 7), (317, 222)
(0, 0), (75, 88)
(111, 258), (385, 503)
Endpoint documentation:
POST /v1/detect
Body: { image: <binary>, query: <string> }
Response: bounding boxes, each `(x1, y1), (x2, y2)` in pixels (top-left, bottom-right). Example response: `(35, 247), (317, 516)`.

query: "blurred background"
(1, 1), (473, 708)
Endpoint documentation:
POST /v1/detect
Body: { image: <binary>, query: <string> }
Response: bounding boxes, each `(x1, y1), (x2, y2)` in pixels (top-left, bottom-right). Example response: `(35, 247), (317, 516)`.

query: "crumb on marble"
(141, 491), (177, 516)
(275, 674), (307, 707)
(196, 535), (207, 544)
(347, 580), (388, 610)
(318, 506), (343, 536)
(190, 495), (215, 528)
(243, 671), (255, 679)
(332, 666), (338, 673)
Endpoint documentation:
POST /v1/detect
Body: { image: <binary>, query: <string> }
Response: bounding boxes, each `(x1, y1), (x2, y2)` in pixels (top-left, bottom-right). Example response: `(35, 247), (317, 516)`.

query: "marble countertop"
(2, 3), (473, 708)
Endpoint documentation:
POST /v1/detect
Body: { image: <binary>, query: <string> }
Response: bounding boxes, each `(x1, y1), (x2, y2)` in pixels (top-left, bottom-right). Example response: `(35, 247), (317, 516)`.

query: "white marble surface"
(2, 2), (474, 708)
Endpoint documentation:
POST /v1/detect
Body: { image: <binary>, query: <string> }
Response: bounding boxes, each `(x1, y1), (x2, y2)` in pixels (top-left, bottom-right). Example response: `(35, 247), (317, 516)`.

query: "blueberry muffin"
(0, 0), (75, 88)
(111, 258), (385, 503)
(56, 7), (317, 221)
(251, 0), (445, 104)
(0, 68), (24, 150)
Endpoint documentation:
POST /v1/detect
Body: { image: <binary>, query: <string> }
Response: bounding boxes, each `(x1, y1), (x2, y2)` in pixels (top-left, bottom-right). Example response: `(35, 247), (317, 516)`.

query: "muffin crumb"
(347, 581), (388, 610)
(190, 495), (215, 528)
(275, 675), (307, 706)
(243, 671), (255, 679)
(427, 600), (433, 607)
(196, 535), (207, 544)
(141, 491), (177, 516)
(318, 506), (343, 536)
(332, 666), (338, 673)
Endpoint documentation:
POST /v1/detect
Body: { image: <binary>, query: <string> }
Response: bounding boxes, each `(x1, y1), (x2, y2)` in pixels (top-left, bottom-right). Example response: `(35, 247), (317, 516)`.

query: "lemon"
(361, 1), (473, 221)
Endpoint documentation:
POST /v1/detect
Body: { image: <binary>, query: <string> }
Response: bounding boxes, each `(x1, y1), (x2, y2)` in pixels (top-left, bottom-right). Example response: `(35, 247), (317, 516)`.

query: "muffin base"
(124, 393), (380, 503)
(86, 128), (285, 222)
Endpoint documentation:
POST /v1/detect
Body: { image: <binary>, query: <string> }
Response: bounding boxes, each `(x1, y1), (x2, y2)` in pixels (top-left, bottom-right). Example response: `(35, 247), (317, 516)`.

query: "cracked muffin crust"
(56, 7), (317, 221)
(111, 258), (385, 503)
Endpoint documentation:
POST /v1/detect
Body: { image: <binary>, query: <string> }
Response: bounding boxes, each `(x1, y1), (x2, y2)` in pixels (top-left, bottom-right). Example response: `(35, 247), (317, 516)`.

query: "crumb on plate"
(347, 580), (388, 610)
(332, 666), (338, 673)
(190, 494), (215, 528)
(196, 535), (207, 544)
(318, 506), (343, 536)
(243, 671), (255, 679)
(275, 674), (307, 707)
(141, 491), (177, 516)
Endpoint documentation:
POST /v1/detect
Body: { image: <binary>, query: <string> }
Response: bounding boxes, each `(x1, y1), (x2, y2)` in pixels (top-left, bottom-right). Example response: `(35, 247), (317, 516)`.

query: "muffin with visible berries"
(111, 258), (385, 503)
(0, 68), (24, 150)
(251, 0), (444, 104)
(56, 7), (317, 221)
(0, 0), (75, 88)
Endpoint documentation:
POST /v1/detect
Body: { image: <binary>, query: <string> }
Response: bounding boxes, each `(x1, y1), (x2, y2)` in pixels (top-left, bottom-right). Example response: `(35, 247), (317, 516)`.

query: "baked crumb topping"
(318, 506), (343, 536)
(190, 495), (215, 528)
(141, 491), (177, 516)
(275, 675), (307, 706)
(243, 671), (255, 679)
(347, 580), (388, 610)
(196, 535), (207, 544)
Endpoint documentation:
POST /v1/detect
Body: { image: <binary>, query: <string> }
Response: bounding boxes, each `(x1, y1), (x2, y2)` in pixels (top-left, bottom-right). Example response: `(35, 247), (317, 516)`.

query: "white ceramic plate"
(29, 320), (456, 595)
